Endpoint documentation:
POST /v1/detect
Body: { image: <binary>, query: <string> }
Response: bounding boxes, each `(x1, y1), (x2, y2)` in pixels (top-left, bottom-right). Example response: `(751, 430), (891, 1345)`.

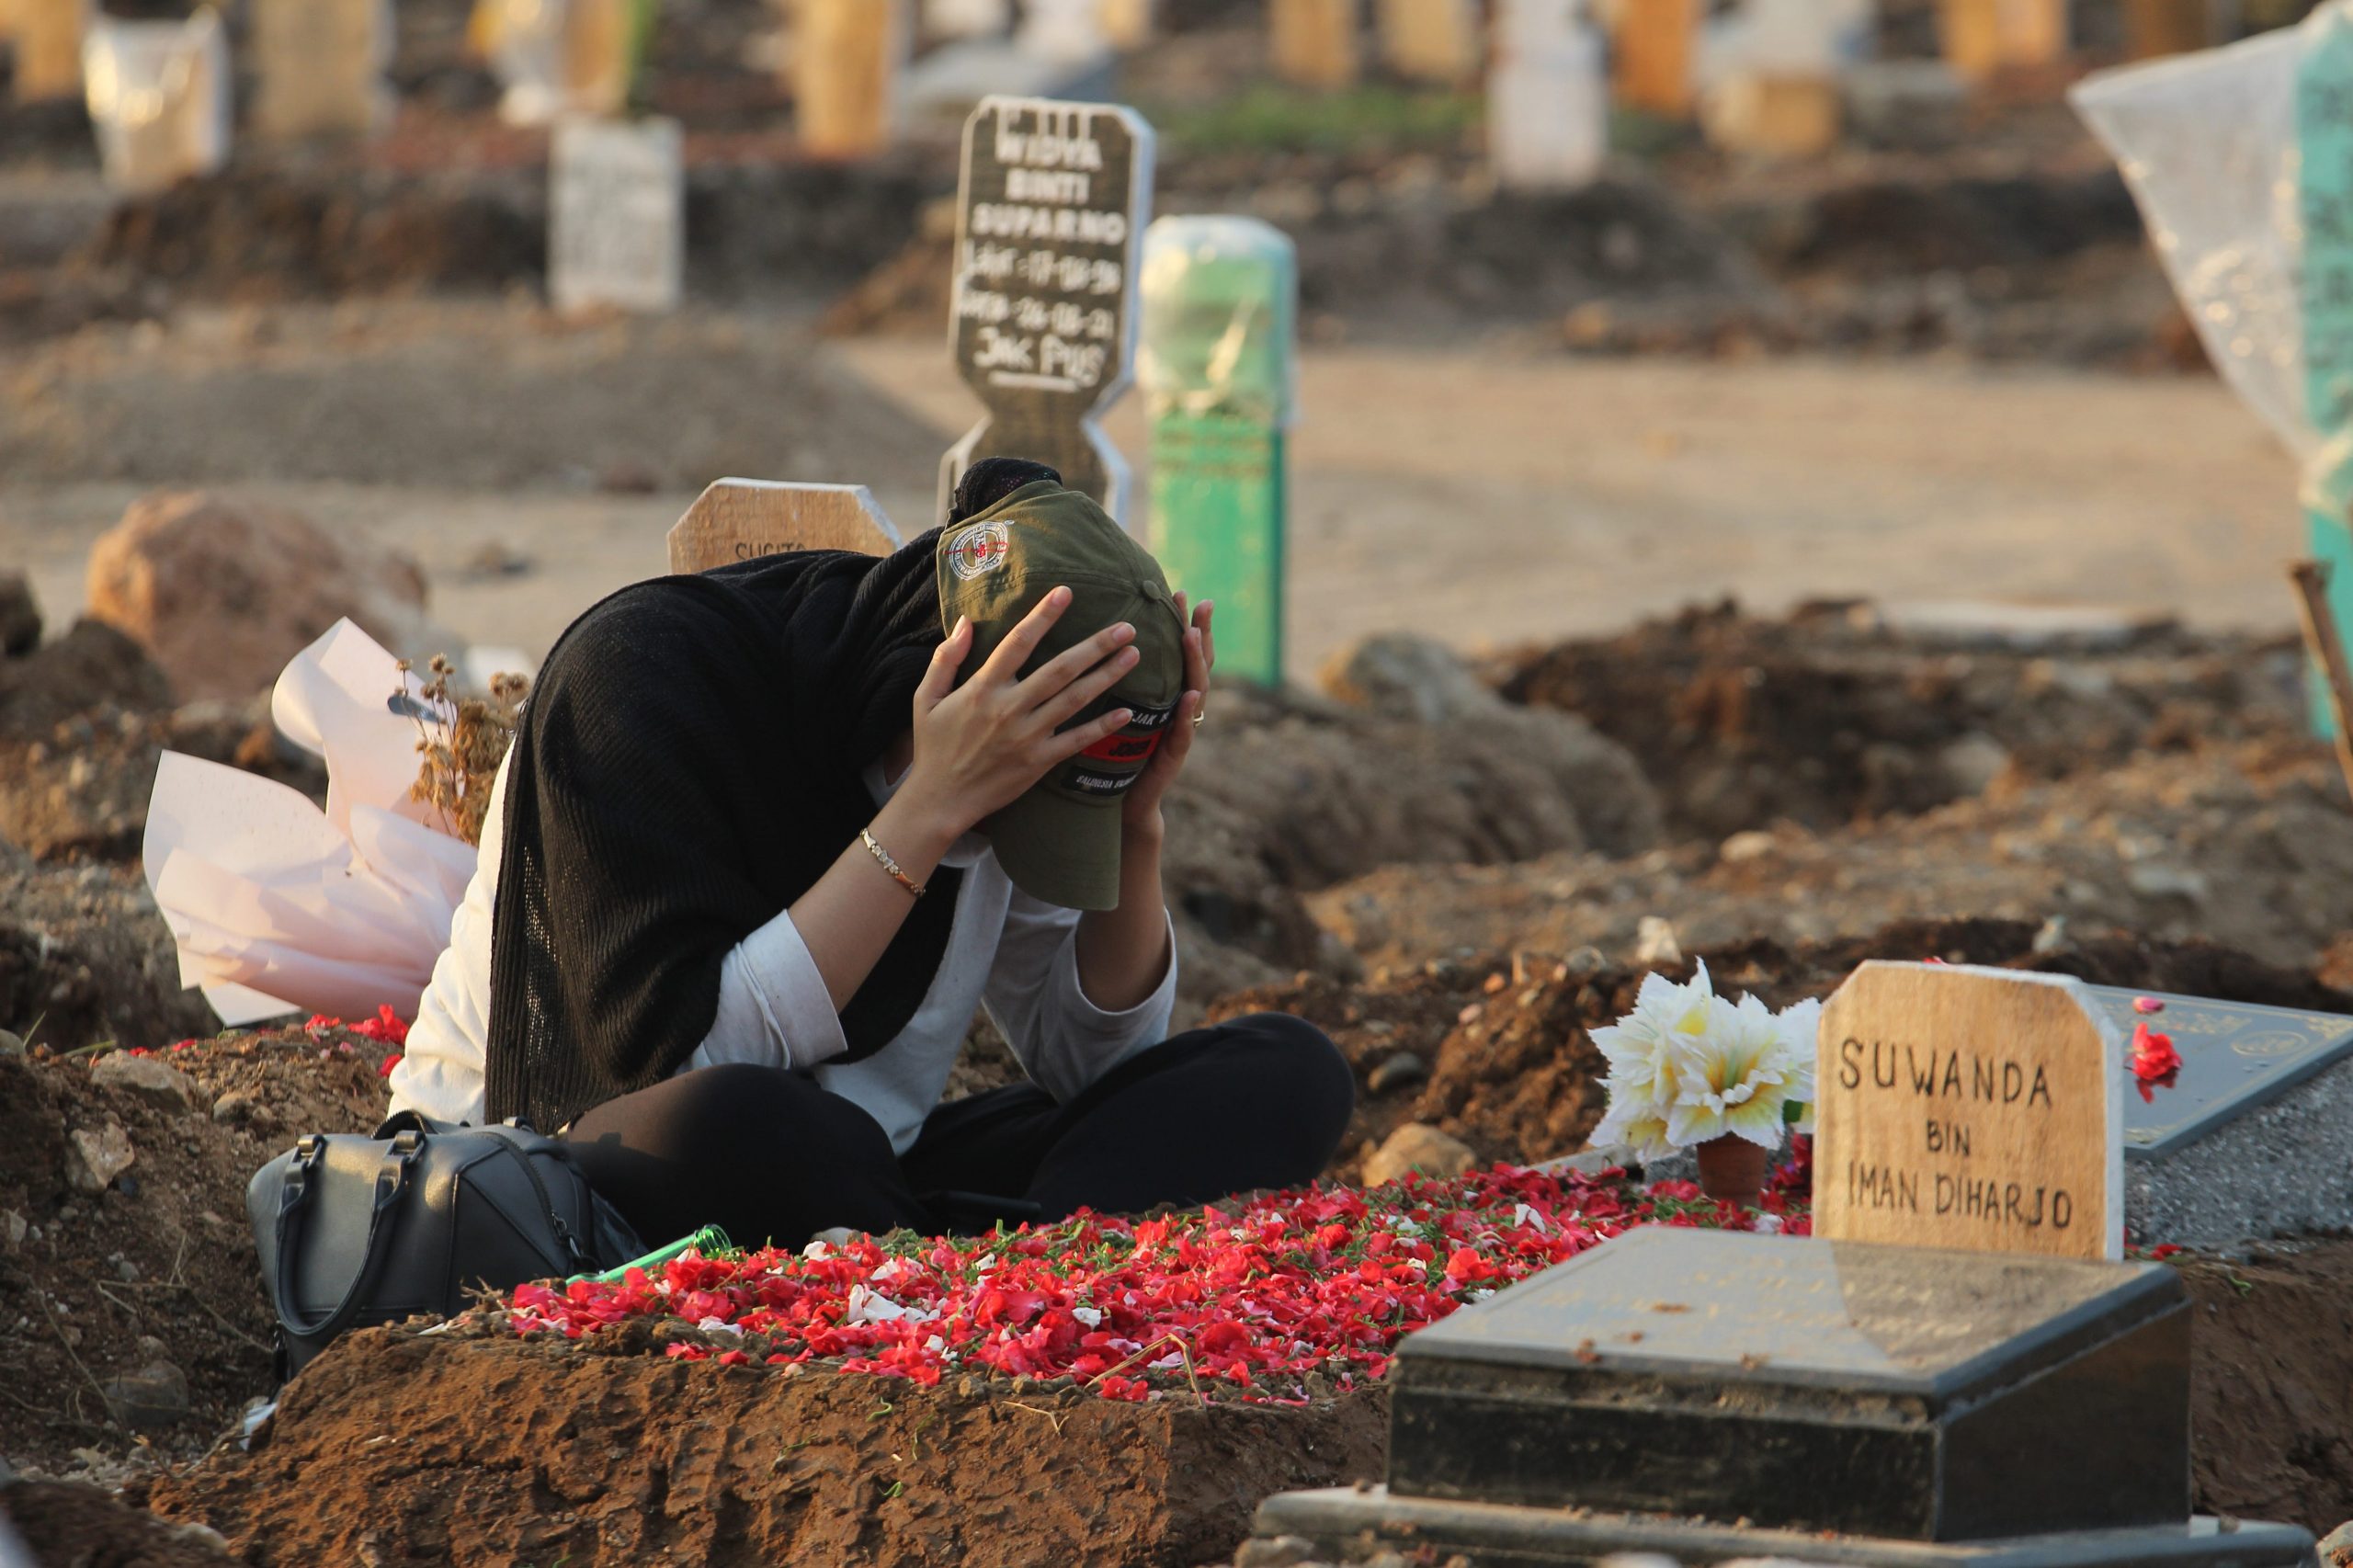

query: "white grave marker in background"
(1489, 0), (1607, 190)
(549, 114), (684, 314)
(82, 8), (230, 194)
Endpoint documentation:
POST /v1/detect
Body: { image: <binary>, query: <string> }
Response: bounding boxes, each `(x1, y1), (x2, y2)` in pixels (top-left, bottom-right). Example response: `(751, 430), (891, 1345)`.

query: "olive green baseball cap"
(937, 479), (1187, 911)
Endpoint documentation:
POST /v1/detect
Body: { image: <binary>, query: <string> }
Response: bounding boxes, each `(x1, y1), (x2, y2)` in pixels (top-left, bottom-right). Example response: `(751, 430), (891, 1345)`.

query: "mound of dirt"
(0, 1033), (389, 1477)
(1, 1478), (240, 1568)
(1165, 667), (1661, 1003)
(1215, 917), (2353, 1181)
(1489, 599), (2302, 841)
(142, 1328), (1387, 1568)
(0, 618), (172, 745)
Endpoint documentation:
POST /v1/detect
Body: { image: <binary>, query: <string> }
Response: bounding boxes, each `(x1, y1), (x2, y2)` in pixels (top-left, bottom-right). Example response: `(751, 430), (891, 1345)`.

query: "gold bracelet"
(860, 828), (926, 899)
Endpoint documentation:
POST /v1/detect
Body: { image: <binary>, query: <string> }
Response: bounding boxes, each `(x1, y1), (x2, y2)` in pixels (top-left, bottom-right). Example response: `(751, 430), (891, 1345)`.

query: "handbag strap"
(271, 1130), (423, 1352)
(487, 1131), (598, 1275)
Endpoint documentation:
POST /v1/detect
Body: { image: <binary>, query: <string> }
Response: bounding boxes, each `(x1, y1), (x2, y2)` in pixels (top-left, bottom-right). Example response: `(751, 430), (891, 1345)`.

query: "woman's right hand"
(895, 586), (1139, 841)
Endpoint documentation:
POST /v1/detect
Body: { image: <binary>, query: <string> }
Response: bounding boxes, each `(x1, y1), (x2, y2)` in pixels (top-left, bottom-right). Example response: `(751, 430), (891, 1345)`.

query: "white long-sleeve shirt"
(389, 756), (1177, 1152)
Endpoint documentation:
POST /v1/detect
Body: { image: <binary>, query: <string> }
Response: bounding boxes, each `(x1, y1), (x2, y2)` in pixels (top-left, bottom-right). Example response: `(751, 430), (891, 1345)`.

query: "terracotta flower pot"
(1693, 1134), (1768, 1205)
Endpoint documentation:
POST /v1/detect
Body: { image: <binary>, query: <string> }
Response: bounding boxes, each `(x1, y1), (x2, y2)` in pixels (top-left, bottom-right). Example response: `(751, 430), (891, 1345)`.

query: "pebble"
(212, 1090), (264, 1126)
(101, 1359), (189, 1430)
(0, 1030), (20, 1056)
(66, 1123), (136, 1193)
(1366, 1051), (1430, 1096)
(0, 1211), (22, 1254)
(1719, 830), (1779, 864)
(1362, 1122), (1477, 1187)
(91, 1051), (202, 1113)
(1563, 946), (1607, 980)
(1634, 916), (1683, 968)
(116, 1258), (141, 1282)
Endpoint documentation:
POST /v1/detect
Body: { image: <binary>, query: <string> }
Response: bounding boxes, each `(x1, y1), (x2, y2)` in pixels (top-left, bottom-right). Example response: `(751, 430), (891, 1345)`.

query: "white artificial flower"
(1590, 960), (1732, 1156)
(1666, 991), (1812, 1148)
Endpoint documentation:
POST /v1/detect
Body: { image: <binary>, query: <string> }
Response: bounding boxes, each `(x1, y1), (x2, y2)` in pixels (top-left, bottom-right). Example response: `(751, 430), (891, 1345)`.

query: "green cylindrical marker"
(1138, 216), (1299, 689)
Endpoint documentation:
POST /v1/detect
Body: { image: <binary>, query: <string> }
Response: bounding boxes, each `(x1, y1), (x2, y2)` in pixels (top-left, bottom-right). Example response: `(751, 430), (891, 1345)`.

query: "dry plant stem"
(397, 656), (529, 846)
(2290, 560), (2353, 806)
(36, 1286), (115, 1426)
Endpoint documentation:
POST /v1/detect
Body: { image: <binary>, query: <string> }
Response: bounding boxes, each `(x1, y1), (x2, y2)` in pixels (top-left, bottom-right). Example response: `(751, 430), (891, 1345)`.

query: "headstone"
(924, 0), (1009, 39)
(666, 480), (903, 574)
(12, 0), (86, 101)
(81, 9), (232, 195)
(2125, 0), (2214, 60)
(1704, 74), (1843, 158)
(1270, 0), (1359, 90)
(1376, 0), (1479, 85)
(1489, 0), (1607, 191)
(1612, 0), (1699, 118)
(1938, 0), (2069, 82)
(548, 114), (684, 315)
(943, 96), (1153, 523)
(791, 0), (909, 158)
(563, 0), (634, 118)
(1018, 0), (1108, 64)
(1813, 962), (2124, 1261)
(1098, 0), (1153, 51)
(1140, 214), (1295, 687)
(2085, 984), (2353, 1250)
(1250, 1228), (2314, 1567)
(248, 0), (392, 139)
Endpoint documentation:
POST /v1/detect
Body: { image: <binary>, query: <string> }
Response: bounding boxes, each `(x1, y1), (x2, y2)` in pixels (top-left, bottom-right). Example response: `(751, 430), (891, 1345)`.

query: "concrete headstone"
(82, 8), (230, 194)
(548, 113), (684, 315)
(666, 480), (903, 574)
(249, 0), (392, 139)
(1270, 0), (1359, 89)
(1814, 961), (2124, 1262)
(1018, 0), (1108, 63)
(925, 0), (1009, 38)
(944, 95), (1153, 522)
(792, 0), (909, 157)
(1489, 0), (1607, 190)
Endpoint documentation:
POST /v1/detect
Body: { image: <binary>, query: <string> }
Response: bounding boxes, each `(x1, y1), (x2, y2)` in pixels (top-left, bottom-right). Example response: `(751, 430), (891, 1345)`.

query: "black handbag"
(246, 1111), (643, 1377)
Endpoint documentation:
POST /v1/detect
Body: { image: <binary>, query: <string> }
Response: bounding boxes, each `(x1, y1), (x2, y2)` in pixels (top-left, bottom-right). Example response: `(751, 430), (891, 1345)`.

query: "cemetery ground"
(14, 551), (2353, 1560)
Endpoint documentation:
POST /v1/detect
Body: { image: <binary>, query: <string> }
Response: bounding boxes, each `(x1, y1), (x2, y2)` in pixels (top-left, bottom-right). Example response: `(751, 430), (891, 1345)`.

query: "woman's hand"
(1120, 595), (1214, 835)
(897, 587), (1140, 842)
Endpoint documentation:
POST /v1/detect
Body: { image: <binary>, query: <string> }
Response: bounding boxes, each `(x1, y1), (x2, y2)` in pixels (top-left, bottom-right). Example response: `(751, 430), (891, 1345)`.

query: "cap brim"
(986, 787), (1122, 912)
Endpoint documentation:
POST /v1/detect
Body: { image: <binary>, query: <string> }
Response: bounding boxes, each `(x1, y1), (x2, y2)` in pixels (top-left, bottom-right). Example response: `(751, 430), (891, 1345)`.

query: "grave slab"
(944, 95), (1152, 523)
(1254, 1488), (2313, 1568)
(2088, 984), (2353, 1249)
(666, 480), (901, 574)
(1385, 1228), (2190, 1542)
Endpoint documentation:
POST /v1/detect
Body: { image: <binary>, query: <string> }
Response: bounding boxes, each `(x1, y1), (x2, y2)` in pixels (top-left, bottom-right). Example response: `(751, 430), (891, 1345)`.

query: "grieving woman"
(388, 459), (1353, 1251)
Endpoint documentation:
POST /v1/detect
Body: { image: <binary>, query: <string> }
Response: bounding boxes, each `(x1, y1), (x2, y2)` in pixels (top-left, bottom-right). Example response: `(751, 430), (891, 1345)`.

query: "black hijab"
(483, 531), (961, 1132)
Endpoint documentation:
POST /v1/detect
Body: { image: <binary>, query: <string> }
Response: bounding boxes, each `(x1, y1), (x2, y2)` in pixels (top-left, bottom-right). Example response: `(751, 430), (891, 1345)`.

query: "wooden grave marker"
(1377, 0), (1478, 86)
(249, 0), (392, 139)
(944, 95), (1153, 524)
(790, 0), (908, 157)
(549, 113), (684, 314)
(1814, 960), (2124, 1261)
(1271, 0), (1359, 90)
(1938, 0), (2068, 83)
(667, 480), (902, 574)
(11, 0), (85, 101)
(1614, 0), (1699, 118)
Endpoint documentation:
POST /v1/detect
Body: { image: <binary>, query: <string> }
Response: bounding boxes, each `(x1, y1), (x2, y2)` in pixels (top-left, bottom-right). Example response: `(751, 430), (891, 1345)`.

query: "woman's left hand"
(1120, 594), (1214, 833)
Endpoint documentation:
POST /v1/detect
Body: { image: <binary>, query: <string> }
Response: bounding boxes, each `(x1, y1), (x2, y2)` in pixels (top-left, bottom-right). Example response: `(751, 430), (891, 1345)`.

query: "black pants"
(563, 1013), (1355, 1251)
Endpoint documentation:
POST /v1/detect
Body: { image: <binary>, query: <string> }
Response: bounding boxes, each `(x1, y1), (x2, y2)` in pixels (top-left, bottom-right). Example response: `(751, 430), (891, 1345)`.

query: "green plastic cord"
(572, 1223), (736, 1285)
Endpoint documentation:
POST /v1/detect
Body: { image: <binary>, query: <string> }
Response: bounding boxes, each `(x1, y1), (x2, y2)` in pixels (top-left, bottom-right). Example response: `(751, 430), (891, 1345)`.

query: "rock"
(0, 1029), (21, 1056)
(0, 571), (39, 656)
(2031, 915), (2069, 955)
(65, 1123), (135, 1192)
(1535, 1145), (1642, 1179)
(1366, 1051), (1430, 1096)
(1938, 731), (2013, 796)
(2317, 1519), (2353, 1566)
(1634, 916), (1682, 968)
(1563, 946), (1607, 980)
(0, 618), (173, 742)
(90, 1051), (201, 1112)
(2126, 864), (2209, 903)
(1362, 1122), (1478, 1187)
(1719, 830), (1778, 864)
(100, 1358), (189, 1430)
(2, 1210), (25, 1253)
(1234, 1537), (1318, 1568)
(84, 490), (431, 702)
(210, 1090), (265, 1126)
(1320, 632), (1503, 725)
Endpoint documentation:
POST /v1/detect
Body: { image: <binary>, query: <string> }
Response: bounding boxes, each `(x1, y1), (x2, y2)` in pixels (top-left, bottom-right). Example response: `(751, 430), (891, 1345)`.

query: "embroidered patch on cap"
(947, 521), (1012, 581)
